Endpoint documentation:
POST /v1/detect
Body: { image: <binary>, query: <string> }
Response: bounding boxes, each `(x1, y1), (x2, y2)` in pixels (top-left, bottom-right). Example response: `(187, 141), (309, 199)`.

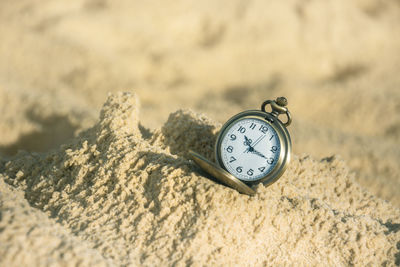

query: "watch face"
(218, 117), (281, 182)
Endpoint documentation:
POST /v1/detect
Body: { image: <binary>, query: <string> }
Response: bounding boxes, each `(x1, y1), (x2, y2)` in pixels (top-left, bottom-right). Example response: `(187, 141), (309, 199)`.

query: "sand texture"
(0, 92), (399, 266)
(1, 0), (400, 265)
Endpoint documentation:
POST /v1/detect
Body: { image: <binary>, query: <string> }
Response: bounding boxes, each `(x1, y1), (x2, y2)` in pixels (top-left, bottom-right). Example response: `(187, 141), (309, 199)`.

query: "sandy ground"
(0, 0), (400, 266)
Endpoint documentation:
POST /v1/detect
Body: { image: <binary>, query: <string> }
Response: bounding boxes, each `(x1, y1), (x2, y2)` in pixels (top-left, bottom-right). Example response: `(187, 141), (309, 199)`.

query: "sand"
(1, 0), (400, 265)
(0, 92), (399, 266)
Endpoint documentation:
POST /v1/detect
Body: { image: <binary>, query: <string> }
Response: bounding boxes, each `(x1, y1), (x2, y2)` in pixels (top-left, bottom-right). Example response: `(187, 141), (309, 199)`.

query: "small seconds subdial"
(219, 118), (281, 182)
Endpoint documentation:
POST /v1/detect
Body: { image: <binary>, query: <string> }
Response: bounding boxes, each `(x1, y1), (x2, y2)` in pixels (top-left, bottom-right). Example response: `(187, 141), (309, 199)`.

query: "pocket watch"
(190, 97), (292, 195)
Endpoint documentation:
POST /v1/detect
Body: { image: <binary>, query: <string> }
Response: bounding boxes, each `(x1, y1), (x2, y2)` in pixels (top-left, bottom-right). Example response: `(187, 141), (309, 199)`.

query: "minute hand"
(251, 149), (267, 159)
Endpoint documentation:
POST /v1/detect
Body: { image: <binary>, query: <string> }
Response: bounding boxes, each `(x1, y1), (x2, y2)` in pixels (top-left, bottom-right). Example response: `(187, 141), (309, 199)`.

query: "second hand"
(243, 134), (264, 153)
(252, 134), (265, 149)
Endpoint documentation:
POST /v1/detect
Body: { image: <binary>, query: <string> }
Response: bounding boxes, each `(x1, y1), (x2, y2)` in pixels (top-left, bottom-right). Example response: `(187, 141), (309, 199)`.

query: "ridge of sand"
(1, 92), (399, 266)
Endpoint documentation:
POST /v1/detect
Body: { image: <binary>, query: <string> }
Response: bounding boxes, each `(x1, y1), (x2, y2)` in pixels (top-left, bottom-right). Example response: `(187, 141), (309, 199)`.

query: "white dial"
(219, 118), (281, 182)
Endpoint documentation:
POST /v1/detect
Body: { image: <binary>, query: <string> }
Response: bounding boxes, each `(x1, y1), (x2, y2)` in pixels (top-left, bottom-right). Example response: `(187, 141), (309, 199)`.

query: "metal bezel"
(215, 110), (291, 187)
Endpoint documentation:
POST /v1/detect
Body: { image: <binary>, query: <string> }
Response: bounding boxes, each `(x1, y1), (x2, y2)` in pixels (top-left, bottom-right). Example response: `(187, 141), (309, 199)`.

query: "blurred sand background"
(0, 0), (400, 265)
(1, 0), (400, 205)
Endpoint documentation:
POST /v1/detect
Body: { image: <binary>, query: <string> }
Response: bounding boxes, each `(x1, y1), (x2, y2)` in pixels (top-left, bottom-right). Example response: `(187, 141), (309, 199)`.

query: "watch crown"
(276, 97), (288, 107)
(261, 97), (292, 127)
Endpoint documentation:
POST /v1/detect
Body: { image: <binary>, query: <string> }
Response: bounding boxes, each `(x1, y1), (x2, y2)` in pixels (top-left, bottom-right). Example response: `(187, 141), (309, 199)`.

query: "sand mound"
(0, 92), (399, 266)
(0, 179), (112, 266)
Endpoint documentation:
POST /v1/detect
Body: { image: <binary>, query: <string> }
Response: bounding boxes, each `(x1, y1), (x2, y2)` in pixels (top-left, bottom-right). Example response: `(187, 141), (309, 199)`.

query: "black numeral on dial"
(258, 167), (266, 172)
(229, 156), (236, 163)
(236, 166), (243, 173)
(227, 146), (233, 153)
(238, 126), (246, 133)
(271, 146), (278, 153)
(267, 158), (274, 165)
(247, 169), (254, 176)
(259, 125), (268, 134)
(249, 123), (256, 130)
(230, 134), (236, 141)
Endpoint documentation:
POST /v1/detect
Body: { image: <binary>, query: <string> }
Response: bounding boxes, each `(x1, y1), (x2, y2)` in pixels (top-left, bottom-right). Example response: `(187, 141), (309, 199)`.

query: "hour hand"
(243, 135), (253, 153)
(244, 135), (251, 146)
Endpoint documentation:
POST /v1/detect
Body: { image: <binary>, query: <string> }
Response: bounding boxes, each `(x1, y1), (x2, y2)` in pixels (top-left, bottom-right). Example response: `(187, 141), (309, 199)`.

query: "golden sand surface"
(0, 0), (400, 265)
(0, 93), (399, 266)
